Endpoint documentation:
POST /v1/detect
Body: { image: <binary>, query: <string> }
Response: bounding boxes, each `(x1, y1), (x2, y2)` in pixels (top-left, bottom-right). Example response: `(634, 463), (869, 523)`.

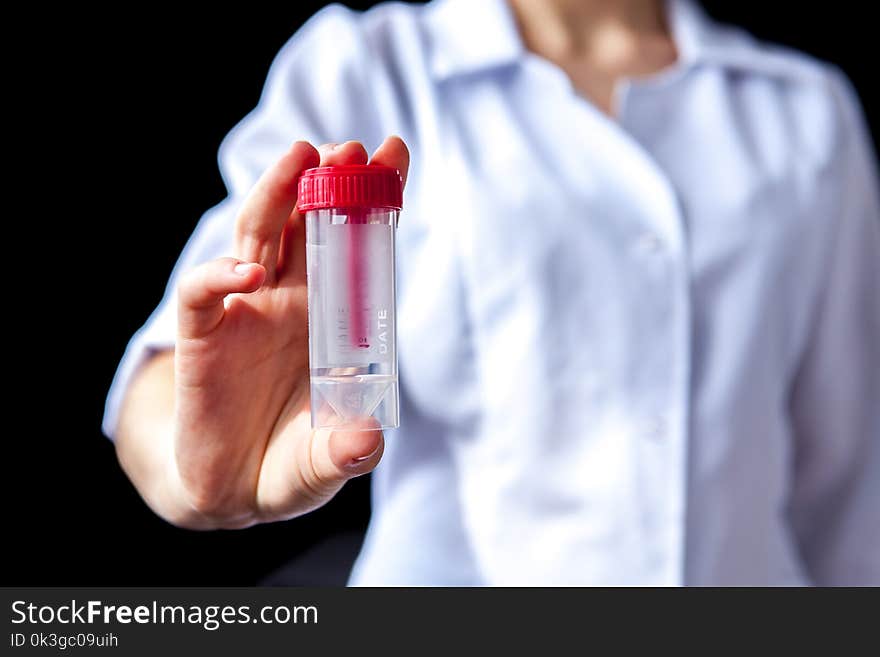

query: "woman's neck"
(507, 0), (677, 116)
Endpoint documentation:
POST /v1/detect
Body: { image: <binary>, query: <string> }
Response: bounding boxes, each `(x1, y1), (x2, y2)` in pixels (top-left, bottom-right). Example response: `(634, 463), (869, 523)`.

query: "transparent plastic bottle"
(298, 164), (403, 430)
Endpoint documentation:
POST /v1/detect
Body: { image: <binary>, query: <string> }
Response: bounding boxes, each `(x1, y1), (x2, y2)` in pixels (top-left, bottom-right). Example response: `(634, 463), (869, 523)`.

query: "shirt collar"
(424, 0), (524, 80)
(424, 0), (744, 82)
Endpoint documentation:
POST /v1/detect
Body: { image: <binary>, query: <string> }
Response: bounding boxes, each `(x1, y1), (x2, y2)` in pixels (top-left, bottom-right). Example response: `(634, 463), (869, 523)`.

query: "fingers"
(274, 140), (370, 279)
(317, 140), (369, 166)
(178, 257), (265, 339)
(234, 141), (319, 281)
(253, 136), (411, 282)
(370, 135), (410, 187)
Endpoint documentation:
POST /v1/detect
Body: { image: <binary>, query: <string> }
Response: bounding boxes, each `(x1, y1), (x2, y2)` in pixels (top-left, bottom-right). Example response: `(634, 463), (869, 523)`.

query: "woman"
(105, 0), (879, 585)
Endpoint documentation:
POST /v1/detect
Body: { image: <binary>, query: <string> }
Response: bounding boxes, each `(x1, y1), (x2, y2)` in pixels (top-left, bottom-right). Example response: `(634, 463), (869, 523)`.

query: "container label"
(324, 223), (394, 367)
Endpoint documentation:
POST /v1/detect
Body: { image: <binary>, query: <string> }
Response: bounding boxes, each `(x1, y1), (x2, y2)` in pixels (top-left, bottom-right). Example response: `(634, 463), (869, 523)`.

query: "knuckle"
(177, 266), (206, 302)
(297, 434), (342, 503)
(236, 199), (280, 239)
(177, 258), (233, 306)
(297, 462), (335, 505)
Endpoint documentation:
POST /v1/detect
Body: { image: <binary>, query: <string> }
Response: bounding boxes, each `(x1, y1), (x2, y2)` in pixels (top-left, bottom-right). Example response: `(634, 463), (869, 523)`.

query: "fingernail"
(345, 443), (381, 469)
(233, 262), (254, 276)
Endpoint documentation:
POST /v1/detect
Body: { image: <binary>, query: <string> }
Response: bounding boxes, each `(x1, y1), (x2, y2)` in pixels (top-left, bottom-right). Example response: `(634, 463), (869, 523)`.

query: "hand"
(171, 137), (409, 528)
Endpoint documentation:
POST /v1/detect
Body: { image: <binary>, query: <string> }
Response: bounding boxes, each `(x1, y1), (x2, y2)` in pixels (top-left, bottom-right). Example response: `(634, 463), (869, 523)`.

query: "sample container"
(298, 164), (403, 430)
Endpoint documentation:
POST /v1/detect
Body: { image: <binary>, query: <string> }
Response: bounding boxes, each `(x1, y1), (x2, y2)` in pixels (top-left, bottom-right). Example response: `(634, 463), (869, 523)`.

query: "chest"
(396, 62), (830, 422)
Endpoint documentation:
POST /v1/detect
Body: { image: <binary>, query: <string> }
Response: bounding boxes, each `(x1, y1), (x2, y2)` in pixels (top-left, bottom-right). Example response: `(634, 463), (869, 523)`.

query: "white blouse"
(104, 0), (880, 585)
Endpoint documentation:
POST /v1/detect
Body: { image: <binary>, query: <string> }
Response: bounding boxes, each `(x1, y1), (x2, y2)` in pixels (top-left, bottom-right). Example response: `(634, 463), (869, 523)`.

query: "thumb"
(302, 419), (385, 497)
(258, 418), (384, 522)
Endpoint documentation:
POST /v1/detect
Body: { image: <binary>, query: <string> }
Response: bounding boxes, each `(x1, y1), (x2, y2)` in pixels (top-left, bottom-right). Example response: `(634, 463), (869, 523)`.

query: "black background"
(9, 2), (877, 585)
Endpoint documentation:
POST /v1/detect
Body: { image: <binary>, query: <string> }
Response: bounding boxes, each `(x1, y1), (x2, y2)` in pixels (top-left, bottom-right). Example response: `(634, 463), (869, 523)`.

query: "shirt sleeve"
(788, 69), (880, 585)
(102, 4), (383, 439)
